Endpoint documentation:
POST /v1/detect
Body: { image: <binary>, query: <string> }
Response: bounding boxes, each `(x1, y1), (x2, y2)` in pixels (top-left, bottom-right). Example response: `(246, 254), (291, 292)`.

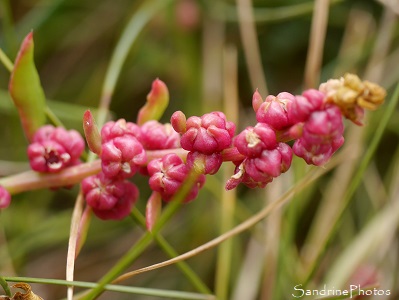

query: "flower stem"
(0, 47), (14, 72)
(79, 168), (203, 299)
(0, 160), (101, 194)
(129, 208), (212, 294)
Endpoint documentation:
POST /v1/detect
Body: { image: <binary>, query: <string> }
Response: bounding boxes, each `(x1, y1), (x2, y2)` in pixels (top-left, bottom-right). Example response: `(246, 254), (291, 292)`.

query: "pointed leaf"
(83, 110), (102, 155)
(145, 191), (162, 231)
(8, 32), (46, 141)
(137, 79), (169, 125)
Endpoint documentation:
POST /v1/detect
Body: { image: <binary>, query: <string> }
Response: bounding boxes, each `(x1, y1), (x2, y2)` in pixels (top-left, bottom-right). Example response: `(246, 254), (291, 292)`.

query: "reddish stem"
(0, 146), (251, 196)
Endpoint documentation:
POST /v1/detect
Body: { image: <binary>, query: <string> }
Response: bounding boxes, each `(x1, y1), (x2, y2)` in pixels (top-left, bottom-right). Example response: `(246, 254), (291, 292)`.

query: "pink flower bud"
(101, 119), (141, 144)
(33, 125), (56, 142)
(171, 110), (187, 134)
(0, 186), (11, 209)
(226, 143), (292, 189)
(101, 136), (147, 180)
(27, 125), (85, 187)
(51, 127), (85, 160)
(293, 106), (344, 166)
(83, 110), (102, 155)
(287, 89), (325, 123)
(252, 89), (263, 113)
(256, 92), (295, 130)
(234, 123), (277, 158)
(28, 140), (72, 173)
(139, 121), (180, 150)
(180, 112), (235, 155)
(137, 78), (169, 126)
(34, 125), (84, 159)
(186, 151), (223, 175)
(147, 154), (205, 202)
(82, 173), (118, 210)
(225, 162), (273, 190)
(82, 173), (139, 220)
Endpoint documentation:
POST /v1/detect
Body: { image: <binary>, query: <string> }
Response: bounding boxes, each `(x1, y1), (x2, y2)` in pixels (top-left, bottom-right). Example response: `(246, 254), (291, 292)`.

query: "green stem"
(215, 164), (236, 300)
(0, 0), (17, 56)
(96, 0), (174, 127)
(129, 208), (211, 294)
(80, 169), (203, 299)
(3, 276), (214, 300)
(0, 276), (11, 297)
(0, 47), (14, 72)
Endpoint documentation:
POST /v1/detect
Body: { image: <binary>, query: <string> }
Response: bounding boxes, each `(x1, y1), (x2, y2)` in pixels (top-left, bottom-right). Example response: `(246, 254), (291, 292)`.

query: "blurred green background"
(1, 0), (399, 299)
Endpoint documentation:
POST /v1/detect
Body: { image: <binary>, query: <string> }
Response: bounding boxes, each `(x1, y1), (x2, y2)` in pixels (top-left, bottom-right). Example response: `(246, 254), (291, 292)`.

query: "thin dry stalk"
(304, 0), (330, 89)
(236, 0), (268, 95)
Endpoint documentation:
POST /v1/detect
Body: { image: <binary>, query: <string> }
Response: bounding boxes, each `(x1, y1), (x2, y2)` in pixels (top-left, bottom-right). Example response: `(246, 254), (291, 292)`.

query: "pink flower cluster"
(226, 88), (343, 189)
(27, 125), (85, 173)
(16, 76), (382, 221)
(81, 119), (186, 220)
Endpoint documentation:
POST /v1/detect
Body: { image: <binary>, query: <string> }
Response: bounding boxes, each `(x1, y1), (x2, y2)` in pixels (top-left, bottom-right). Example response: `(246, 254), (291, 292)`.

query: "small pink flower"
(101, 119), (141, 144)
(51, 127), (85, 159)
(186, 151), (223, 175)
(27, 125), (85, 173)
(179, 112), (235, 155)
(33, 125), (57, 142)
(287, 89), (325, 123)
(82, 173), (139, 220)
(234, 123), (277, 158)
(0, 186), (11, 209)
(139, 121), (180, 150)
(28, 140), (72, 173)
(226, 143), (292, 189)
(293, 106), (344, 166)
(101, 136), (147, 180)
(255, 92), (296, 130)
(147, 154), (205, 202)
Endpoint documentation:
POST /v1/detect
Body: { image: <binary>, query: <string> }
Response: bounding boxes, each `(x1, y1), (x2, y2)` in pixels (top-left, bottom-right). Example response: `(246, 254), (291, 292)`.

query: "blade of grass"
(302, 81), (399, 284)
(95, 0), (174, 127)
(304, 0), (330, 89)
(65, 2), (174, 298)
(0, 276), (11, 297)
(323, 182), (399, 288)
(0, 0), (17, 56)
(3, 276), (214, 300)
(79, 169), (203, 300)
(0, 48), (14, 72)
(214, 45), (239, 300)
(130, 208), (211, 294)
(236, 0), (268, 95)
(113, 151), (351, 280)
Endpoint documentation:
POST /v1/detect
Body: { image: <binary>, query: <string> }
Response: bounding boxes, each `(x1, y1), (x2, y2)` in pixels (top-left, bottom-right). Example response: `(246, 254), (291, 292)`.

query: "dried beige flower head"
(0, 283), (43, 300)
(319, 73), (386, 124)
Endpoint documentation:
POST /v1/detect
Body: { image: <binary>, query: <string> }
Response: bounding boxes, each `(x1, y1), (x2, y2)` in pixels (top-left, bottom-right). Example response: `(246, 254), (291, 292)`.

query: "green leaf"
(8, 31), (46, 141)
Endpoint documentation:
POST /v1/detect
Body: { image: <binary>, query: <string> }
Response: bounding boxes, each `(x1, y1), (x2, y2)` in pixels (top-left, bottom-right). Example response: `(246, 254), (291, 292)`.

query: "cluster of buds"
(27, 125), (85, 173)
(0, 75), (386, 227)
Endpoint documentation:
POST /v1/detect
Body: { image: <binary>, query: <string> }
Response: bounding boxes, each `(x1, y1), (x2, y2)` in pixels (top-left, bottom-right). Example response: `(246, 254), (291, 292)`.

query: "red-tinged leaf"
(146, 191), (162, 231)
(75, 205), (92, 258)
(8, 32), (46, 141)
(137, 78), (169, 125)
(83, 110), (102, 155)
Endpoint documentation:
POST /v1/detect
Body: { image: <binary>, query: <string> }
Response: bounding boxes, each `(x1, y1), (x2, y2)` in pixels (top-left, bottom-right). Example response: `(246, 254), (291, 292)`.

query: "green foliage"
(1, 0), (399, 300)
